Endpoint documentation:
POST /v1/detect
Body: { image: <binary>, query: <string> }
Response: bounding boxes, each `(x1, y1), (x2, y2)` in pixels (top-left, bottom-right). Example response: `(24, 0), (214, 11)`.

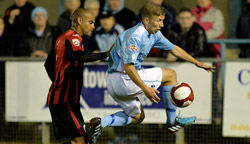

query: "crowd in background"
(0, 0), (250, 58)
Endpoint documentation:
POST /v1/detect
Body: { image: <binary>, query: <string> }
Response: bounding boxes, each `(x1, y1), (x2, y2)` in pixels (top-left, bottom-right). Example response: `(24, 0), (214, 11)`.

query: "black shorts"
(49, 102), (86, 140)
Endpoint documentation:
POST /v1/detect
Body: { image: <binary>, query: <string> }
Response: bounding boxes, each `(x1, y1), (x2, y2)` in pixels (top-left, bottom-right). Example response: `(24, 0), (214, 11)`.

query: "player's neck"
(71, 26), (83, 36)
(142, 22), (152, 35)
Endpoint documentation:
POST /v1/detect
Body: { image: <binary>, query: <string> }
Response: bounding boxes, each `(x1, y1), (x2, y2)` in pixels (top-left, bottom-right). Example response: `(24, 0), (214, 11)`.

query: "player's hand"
(196, 61), (216, 72)
(107, 44), (114, 56)
(143, 86), (160, 104)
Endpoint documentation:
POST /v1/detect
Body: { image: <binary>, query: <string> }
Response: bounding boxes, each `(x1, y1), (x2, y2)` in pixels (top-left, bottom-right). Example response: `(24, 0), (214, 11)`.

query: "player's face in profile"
(80, 12), (95, 37)
(147, 15), (164, 34)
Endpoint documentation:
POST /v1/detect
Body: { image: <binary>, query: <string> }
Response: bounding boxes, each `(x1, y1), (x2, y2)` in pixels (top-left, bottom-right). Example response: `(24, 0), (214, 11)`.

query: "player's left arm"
(170, 45), (216, 72)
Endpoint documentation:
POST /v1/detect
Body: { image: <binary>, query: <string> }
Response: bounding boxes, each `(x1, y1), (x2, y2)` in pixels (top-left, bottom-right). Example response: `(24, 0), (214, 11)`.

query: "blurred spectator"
(18, 7), (57, 57)
(236, 0), (250, 58)
(134, 0), (177, 36)
(95, 11), (124, 53)
(3, 0), (35, 33)
(103, 0), (135, 29)
(57, 0), (81, 34)
(0, 16), (15, 56)
(84, 0), (101, 27)
(192, 0), (224, 58)
(166, 8), (207, 62)
(83, 0), (101, 52)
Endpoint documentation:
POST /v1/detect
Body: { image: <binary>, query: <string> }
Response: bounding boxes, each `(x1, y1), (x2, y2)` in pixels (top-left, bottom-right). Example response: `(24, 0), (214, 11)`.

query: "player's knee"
(162, 68), (177, 82)
(71, 136), (86, 144)
(134, 113), (145, 124)
(138, 113), (145, 124)
(168, 69), (177, 79)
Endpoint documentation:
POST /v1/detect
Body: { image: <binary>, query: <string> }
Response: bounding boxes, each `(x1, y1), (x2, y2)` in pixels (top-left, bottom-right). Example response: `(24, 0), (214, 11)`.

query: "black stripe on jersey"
(50, 72), (61, 104)
(65, 39), (77, 102)
(68, 67), (76, 102)
(58, 67), (70, 103)
(77, 64), (82, 102)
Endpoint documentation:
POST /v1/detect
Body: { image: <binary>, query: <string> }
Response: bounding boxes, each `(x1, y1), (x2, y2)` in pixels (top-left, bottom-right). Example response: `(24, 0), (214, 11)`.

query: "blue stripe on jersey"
(108, 22), (174, 74)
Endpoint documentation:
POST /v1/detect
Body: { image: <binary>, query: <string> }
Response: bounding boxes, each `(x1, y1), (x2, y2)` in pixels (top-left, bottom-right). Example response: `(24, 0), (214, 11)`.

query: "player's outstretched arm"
(170, 45), (216, 72)
(66, 40), (115, 63)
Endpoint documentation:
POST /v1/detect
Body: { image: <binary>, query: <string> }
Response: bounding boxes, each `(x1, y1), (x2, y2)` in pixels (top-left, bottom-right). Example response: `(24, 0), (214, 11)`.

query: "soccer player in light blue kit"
(89, 3), (215, 143)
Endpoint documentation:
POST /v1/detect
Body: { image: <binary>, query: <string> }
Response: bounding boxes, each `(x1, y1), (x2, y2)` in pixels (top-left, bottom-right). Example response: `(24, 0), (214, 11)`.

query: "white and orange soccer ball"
(170, 82), (194, 108)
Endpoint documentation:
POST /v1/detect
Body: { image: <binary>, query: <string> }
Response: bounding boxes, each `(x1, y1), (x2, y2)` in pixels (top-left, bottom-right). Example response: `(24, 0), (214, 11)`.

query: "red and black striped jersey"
(45, 29), (109, 105)
(46, 29), (84, 105)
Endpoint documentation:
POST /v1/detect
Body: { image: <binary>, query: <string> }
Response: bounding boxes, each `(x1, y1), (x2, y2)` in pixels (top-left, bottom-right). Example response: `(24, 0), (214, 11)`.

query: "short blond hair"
(141, 2), (166, 19)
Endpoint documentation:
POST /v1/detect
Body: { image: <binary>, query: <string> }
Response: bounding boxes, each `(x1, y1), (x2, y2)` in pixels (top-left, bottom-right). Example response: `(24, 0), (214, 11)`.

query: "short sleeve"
(154, 31), (174, 50)
(123, 36), (141, 64)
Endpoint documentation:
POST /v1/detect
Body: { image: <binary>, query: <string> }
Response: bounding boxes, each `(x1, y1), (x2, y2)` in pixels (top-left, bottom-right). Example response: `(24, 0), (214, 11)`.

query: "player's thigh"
(140, 67), (163, 88)
(48, 103), (86, 140)
(107, 73), (141, 97)
(161, 68), (177, 85)
(112, 94), (143, 117)
(108, 67), (163, 96)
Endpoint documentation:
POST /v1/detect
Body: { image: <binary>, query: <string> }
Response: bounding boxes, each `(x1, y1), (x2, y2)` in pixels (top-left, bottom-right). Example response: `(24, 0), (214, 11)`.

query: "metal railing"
(208, 39), (250, 90)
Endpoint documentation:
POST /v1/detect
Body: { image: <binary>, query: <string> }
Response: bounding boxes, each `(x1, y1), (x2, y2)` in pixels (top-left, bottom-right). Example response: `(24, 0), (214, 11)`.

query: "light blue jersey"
(108, 22), (174, 73)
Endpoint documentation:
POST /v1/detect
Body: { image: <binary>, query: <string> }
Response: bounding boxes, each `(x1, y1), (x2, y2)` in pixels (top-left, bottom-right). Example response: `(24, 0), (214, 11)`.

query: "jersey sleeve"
(123, 36), (141, 64)
(154, 31), (174, 50)
(67, 36), (83, 52)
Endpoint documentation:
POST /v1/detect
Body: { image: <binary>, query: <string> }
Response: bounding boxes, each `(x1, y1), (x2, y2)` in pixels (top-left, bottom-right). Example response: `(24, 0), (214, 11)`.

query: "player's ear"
(143, 17), (149, 25)
(77, 17), (82, 25)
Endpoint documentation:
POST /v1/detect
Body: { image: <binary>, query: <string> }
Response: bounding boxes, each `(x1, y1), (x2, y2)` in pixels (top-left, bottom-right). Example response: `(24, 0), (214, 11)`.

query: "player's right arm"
(124, 63), (160, 103)
(123, 36), (160, 103)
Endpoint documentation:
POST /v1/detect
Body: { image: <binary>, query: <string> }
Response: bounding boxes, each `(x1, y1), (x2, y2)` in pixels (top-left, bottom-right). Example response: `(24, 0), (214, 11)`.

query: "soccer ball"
(170, 82), (194, 108)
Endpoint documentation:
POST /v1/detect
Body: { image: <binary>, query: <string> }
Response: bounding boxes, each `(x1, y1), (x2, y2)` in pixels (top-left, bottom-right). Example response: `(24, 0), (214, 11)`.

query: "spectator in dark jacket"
(103, 0), (135, 29)
(3, 0), (35, 33)
(236, 0), (250, 58)
(0, 16), (15, 56)
(18, 7), (56, 57)
(57, 0), (81, 35)
(3, 0), (35, 56)
(166, 8), (208, 61)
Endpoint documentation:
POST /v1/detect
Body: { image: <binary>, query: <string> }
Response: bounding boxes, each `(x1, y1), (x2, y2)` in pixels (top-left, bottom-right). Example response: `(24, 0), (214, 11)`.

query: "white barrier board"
(6, 61), (212, 124)
(223, 62), (250, 137)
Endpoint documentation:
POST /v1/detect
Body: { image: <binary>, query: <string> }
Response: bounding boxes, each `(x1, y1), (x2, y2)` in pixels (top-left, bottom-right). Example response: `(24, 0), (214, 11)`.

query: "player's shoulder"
(62, 30), (82, 46)
(131, 24), (147, 37)
(65, 29), (82, 40)
(129, 23), (148, 42)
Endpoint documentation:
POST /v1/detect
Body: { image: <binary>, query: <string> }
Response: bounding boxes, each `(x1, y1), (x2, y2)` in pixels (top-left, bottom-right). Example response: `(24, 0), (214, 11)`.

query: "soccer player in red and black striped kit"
(44, 8), (113, 144)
